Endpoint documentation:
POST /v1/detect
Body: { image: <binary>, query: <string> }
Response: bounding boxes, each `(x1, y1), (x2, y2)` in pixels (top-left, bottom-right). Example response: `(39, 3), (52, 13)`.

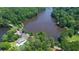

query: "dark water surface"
(0, 27), (9, 41)
(23, 8), (63, 39)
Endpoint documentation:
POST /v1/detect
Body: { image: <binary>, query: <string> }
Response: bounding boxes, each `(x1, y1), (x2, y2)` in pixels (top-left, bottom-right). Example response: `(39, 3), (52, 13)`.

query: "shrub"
(0, 42), (11, 50)
(60, 35), (79, 51)
(2, 28), (19, 42)
(2, 34), (9, 42)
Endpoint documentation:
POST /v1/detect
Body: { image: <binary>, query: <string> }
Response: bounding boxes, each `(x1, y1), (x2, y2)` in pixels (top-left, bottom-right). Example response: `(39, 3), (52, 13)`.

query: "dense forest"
(0, 8), (44, 27)
(0, 7), (79, 51)
(52, 7), (79, 51)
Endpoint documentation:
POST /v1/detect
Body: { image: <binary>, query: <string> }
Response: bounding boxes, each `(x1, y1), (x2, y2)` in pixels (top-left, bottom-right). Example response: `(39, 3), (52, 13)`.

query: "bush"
(2, 34), (9, 42)
(0, 42), (11, 50)
(2, 28), (19, 42)
(60, 35), (79, 51)
(9, 46), (18, 51)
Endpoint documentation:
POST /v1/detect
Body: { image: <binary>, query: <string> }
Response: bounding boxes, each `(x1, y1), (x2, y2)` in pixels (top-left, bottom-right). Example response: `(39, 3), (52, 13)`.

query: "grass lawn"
(8, 42), (20, 51)
(10, 42), (16, 47)
(66, 35), (79, 42)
